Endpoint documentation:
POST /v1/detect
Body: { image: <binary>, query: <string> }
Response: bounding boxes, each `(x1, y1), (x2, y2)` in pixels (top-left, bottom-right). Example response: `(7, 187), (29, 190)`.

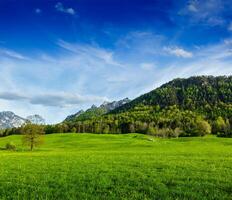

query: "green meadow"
(0, 133), (231, 200)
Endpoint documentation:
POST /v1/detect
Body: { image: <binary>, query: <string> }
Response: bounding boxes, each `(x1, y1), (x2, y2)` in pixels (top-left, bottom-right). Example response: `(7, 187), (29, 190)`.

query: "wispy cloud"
(179, 0), (227, 26)
(0, 48), (28, 60)
(57, 40), (122, 67)
(55, 2), (75, 15)
(164, 46), (193, 58)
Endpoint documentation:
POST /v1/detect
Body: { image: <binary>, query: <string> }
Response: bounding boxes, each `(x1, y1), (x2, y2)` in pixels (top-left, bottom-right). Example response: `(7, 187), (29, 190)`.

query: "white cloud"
(55, 2), (75, 15)
(164, 46), (193, 58)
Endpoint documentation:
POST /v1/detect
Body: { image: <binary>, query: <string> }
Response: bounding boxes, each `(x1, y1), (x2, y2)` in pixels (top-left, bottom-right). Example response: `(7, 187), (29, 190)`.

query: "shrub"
(169, 128), (182, 138)
(195, 119), (211, 136)
(71, 127), (77, 133)
(147, 126), (182, 138)
(5, 142), (16, 151)
(146, 126), (157, 135)
(213, 117), (231, 137)
(213, 117), (227, 134)
(148, 127), (169, 138)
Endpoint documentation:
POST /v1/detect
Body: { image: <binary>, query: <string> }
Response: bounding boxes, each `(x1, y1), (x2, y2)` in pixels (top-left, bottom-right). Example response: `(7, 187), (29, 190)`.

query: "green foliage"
(5, 142), (16, 151)
(59, 105), (216, 137)
(113, 76), (232, 116)
(22, 124), (45, 151)
(147, 127), (181, 138)
(146, 125), (157, 135)
(70, 127), (77, 133)
(67, 106), (107, 122)
(195, 119), (211, 136)
(214, 117), (232, 137)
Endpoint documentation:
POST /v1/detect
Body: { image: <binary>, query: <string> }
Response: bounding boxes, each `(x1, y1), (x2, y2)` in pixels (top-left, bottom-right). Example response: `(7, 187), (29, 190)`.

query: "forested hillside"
(112, 76), (232, 116)
(58, 76), (232, 137)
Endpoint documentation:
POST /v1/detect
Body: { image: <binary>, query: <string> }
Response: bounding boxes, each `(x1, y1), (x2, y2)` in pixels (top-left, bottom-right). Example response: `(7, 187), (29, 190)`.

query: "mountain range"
(0, 112), (45, 129)
(65, 98), (130, 122)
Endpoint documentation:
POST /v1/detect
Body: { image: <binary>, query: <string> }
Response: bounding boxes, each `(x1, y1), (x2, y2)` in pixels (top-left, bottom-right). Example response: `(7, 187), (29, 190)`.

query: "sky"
(0, 0), (232, 123)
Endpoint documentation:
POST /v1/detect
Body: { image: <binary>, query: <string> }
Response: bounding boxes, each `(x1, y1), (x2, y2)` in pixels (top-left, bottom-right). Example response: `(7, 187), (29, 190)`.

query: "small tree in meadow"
(22, 124), (45, 151)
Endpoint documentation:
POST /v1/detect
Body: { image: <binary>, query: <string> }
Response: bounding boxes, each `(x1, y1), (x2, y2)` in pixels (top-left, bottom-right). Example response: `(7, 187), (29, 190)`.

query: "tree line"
(1, 105), (231, 138)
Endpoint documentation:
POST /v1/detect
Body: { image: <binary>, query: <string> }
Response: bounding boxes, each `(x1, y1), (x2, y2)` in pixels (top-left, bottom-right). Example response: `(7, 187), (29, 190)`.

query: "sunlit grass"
(0, 133), (231, 199)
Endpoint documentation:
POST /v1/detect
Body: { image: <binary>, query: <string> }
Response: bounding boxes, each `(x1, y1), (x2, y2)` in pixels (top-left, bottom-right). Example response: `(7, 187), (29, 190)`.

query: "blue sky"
(0, 0), (232, 123)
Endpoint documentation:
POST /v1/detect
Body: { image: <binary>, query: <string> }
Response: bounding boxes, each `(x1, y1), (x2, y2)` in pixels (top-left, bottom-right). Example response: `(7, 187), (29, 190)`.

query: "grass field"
(0, 133), (231, 200)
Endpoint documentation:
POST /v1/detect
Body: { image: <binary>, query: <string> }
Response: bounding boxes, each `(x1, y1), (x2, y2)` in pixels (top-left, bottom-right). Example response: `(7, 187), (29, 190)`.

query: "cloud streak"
(57, 40), (122, 67)
(0, 48), (28, 60)
(164, 47), (193, 58)
(0, 91), (107, 107)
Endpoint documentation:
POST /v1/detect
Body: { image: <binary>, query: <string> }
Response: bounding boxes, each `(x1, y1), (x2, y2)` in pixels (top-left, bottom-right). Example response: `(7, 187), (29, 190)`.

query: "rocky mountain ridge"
(0, 111), (45, 129)
(65, 98), (131, 122)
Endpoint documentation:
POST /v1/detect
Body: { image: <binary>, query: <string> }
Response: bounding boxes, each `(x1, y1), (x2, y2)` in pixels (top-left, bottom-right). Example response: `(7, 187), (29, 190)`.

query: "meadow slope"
(0, 133), (231, 200)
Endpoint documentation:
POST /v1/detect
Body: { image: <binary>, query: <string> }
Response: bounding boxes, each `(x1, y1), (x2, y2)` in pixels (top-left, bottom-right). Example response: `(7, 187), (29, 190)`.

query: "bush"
(146, 126), (157, 135)
(169, 128), (182, 138)
(147, 127), (181, 138)
(5, 142), (16, 151)
(195, 119), (211, 136)
(71, 127), (77, 133)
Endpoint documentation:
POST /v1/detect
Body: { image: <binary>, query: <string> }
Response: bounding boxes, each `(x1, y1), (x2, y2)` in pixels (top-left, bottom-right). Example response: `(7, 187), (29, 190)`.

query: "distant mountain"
(0, 111), (27, 129)
(65, 98), (131, 122)
(26, 115), (46, 125)
(0, 112), (46, 129)
(100, 98), (131, 111)
(65, 110), (84, 121)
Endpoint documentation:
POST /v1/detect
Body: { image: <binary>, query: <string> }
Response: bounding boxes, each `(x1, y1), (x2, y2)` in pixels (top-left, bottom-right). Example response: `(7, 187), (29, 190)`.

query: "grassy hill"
(0, 133), (231, 199)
